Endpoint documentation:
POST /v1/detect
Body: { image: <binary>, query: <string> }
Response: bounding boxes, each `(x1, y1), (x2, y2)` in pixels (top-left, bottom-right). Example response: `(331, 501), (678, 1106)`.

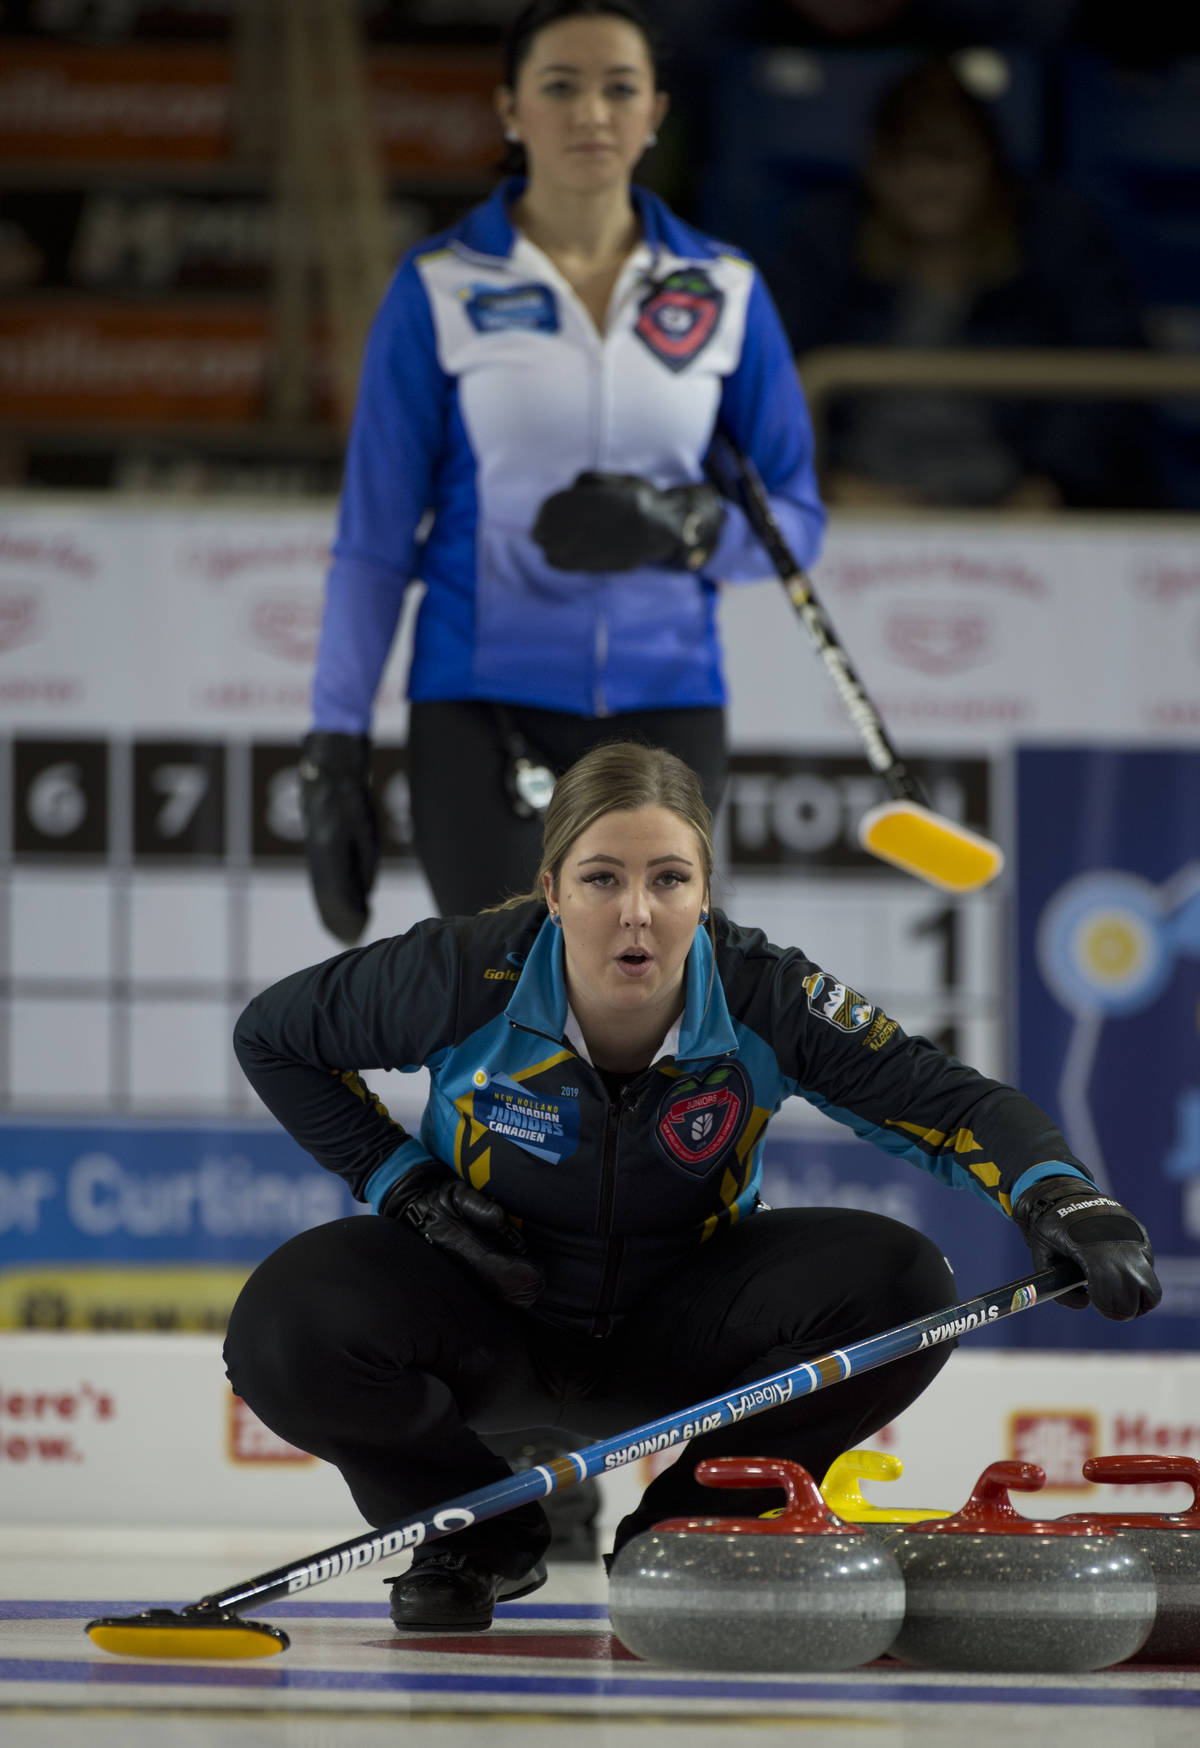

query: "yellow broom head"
(86, 1608), (288, 1660)
(858, 800), (1004, 894)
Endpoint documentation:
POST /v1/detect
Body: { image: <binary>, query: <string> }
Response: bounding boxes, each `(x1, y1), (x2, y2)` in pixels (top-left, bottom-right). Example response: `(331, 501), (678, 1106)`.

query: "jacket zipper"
(521, 243), (611, 716)
(506, 1019), (648, 1335)
(589, 1092), (624, 1338)
(590, 1073), (653, 1337)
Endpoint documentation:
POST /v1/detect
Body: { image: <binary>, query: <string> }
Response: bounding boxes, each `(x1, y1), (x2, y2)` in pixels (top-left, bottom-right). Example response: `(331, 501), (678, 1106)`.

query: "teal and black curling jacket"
(233, 903), (1089, 1336)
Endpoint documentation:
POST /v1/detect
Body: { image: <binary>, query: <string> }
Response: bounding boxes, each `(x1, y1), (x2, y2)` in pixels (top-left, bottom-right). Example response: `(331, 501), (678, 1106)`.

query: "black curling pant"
(407, 700), (727, 918)
(223, 1206), (956, 1573)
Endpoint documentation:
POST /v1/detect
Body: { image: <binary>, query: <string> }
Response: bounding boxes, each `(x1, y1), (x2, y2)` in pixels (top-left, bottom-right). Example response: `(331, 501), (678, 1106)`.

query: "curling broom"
(86, 1262), (1078, 1660)
(710, 434), (1005, 895)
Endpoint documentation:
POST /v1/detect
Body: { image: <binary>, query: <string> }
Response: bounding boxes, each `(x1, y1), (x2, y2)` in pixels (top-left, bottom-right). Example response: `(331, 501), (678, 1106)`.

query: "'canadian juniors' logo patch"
(634, 267), (724, 372)
(655, 1062), (749, 1172)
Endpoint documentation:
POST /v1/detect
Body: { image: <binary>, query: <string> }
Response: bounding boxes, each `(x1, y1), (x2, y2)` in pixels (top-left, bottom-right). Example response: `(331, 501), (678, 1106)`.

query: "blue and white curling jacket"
(311, 181), (827, 730)
(233, 904), (1090, 1336)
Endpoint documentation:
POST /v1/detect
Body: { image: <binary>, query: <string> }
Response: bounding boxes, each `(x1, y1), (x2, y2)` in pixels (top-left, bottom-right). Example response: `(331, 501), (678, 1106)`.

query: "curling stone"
(821, 1448), (952, 1533)
(889, 1460), (1156, 1673)
(1060, 1454), (1200, 1664)
(608, 1455), (905, 1672)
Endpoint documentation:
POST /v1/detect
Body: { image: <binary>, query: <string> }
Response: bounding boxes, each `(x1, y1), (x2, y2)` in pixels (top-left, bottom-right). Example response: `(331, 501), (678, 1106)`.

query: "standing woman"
(228, 741), (1159, 1633)
(300, 0), (826, 939)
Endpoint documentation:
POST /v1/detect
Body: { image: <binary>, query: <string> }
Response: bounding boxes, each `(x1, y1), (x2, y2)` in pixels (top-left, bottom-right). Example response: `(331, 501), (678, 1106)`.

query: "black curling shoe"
(386, 1549), (548, 1632)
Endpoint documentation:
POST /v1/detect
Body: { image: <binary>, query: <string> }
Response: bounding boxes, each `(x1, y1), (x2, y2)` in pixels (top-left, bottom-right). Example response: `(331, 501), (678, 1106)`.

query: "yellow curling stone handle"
(820, 1448), (952, 1524)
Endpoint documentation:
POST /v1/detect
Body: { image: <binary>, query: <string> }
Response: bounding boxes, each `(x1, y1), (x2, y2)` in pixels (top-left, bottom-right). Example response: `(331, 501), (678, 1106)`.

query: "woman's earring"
(551, 911), (562, 927)
(699, 908), (709, 925)
(504, 126), (520, 143)
(645, 131), (658, 148)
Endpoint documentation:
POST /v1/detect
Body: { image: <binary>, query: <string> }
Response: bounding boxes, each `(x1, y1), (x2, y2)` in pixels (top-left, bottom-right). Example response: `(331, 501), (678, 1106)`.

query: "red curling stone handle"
(910, 1459), (1095, 1536)
(656, 1455), (863, 1537)
(1082, 1454), (1200, 1527)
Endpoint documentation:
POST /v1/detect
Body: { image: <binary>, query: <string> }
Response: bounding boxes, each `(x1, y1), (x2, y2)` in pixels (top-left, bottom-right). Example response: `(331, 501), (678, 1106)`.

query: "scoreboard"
(0, 729), (998, 1117)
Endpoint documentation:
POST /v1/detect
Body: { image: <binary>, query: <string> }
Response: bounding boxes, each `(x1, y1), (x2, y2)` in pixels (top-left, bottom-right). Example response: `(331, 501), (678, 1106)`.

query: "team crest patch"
(462, 282), (559, 334)
(803, 972), (875, 1033)
(634, 268), (724, 371)
(655, 1061), (749, 1174)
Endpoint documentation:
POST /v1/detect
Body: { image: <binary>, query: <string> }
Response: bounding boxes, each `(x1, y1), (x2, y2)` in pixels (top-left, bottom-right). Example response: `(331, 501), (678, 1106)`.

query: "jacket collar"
(506, 913), (738, 1063)
(504, 911), (570, 1039)
(455, 179), (714, 265)
(677, 924), (739, 1060)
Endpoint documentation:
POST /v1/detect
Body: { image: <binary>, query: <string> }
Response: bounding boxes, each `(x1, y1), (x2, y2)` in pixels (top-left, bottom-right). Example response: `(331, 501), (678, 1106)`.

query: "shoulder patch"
(802, 971), (875, 1033)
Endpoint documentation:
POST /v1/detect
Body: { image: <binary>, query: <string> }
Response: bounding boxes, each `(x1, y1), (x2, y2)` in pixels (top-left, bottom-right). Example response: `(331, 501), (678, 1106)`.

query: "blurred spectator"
(769, 56), (1158, 510)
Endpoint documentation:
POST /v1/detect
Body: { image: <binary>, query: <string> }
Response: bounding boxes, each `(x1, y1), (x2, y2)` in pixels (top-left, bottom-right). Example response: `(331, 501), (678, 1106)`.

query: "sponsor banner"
(0, 186), (448, 297)
(1015, 746), (1200, 1352)
(0, 1331), (351, 1525)
(0, 43), (234, 164)
(877, 1350), (1200, 1515)
(3, 501), (1199, 741)
(0, 43), (500, 174)
(0, 1122), (361, 1329)
(720, 522), (1200, 747)
(0, 299), (334, 424)
(0, 503), (421, 731)
(1, 1332), (1195, 1529)
(368, 50), (501, 174)
(1, 1265), (253, 1335)
(1, 1), (233, 36)
(0, 1123), (1022, 1340)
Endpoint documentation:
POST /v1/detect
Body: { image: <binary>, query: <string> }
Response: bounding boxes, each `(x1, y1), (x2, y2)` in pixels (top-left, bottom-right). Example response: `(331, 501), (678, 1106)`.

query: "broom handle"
(709, 432), (925, 803)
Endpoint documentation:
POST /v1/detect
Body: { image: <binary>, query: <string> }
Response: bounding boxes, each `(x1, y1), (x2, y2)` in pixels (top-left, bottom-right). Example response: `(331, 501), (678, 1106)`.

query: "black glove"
(1012, 1175), (1162, 1320)
(531, 471), (725, 573)
(298, 731), (380, 945)
(381, 1167), (544, 1308)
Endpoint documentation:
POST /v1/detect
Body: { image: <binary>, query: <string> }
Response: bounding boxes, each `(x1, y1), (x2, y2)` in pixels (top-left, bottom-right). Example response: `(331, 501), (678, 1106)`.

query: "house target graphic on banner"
(1017, 747), (1200, 1351)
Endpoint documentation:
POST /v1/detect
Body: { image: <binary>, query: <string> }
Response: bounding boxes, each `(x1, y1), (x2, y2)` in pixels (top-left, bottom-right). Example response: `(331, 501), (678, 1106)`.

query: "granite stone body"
(609, 1526), (906, 1672)
(608, 1455), (906, 1673)
(1110, 1527), (1200, 1664)
(1063, 1454), (1200, 1665)
(889, 1459), (1156, 1673)
(890, 1528), (1155, 1671)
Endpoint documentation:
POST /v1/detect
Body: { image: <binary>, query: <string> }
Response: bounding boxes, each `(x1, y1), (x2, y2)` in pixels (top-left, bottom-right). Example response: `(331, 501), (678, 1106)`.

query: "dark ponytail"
(497, 0), (666, 178)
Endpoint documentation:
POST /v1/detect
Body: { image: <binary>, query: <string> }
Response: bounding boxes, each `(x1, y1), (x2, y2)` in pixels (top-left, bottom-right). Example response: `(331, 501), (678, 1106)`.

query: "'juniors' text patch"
(655, 1062), (749, 1173)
